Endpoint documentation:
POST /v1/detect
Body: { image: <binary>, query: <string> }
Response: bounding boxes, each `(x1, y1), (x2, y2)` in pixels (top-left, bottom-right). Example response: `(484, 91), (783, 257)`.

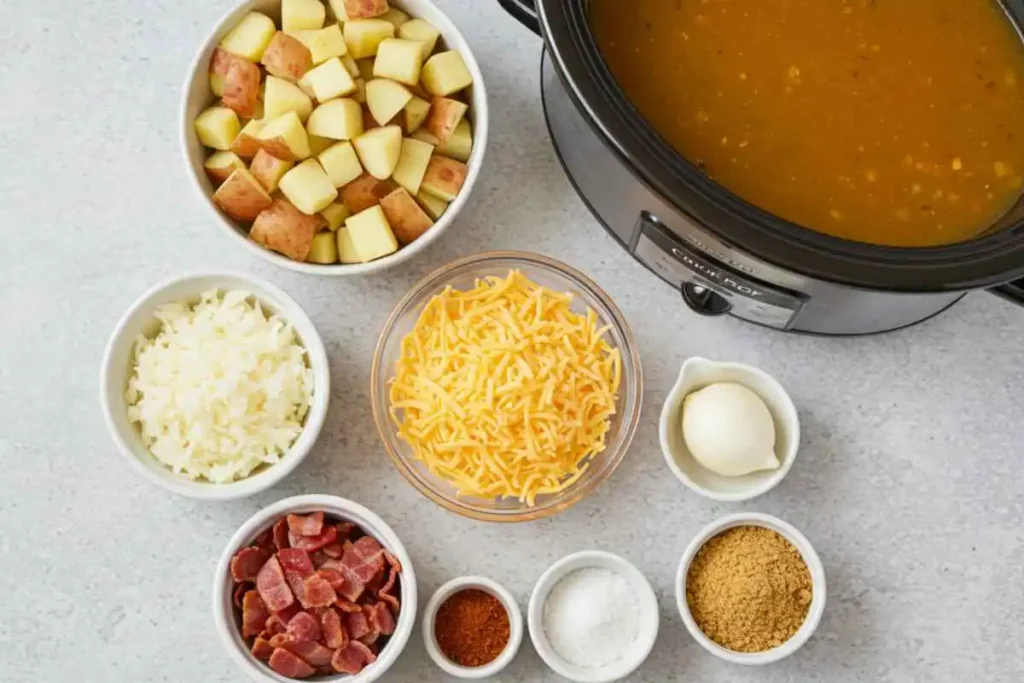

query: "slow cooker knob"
(681, 282), (732, 316)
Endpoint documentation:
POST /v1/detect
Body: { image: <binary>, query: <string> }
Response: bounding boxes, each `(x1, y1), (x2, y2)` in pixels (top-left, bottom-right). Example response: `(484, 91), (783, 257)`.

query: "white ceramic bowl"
(675, 512), (827, 665)
(422, 575), (524, 678)
(527, 551), (659, 683)
(659, 356), (800, 502)
(99, 271), (330, 499)
(213, 494), (418, 682)
(180, 0), (489, 276)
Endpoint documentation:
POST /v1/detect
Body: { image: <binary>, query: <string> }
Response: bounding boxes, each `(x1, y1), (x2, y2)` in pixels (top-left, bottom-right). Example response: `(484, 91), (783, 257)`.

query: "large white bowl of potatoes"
(182, 0), (487, 275)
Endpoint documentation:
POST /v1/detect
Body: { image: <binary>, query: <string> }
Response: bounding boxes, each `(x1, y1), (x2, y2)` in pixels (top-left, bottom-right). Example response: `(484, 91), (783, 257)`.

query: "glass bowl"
(371, 251), (643, 522)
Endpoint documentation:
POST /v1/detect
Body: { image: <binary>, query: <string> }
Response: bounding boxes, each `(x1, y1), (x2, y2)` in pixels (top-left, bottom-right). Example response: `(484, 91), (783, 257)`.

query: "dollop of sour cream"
(681, 382), (780, 477)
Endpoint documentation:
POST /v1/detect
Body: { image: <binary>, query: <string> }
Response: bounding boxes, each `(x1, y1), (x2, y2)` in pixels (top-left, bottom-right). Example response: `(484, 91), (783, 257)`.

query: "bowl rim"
(658, 357), (801, 502)
(674, 512), (827, 665)
(178, 0), (490, 277)
(99, 270), (330, 500)
(369, 250), (644, 522)
(421, 575), (524, 678)
(526, 550), (660, 682)
(211, 494), (418, 683)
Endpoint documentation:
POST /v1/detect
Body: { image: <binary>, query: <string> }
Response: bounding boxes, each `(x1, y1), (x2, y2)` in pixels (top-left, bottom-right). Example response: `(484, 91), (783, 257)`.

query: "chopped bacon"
(286, 612), (321, 643)
(335, 599), (363, 613)
(368, 601), (396, 636)
(331, 640), (377, 675)
(230, 546), (271, 583)
(278, 548), (315, 603)
(253, 528), (275, 550)
(233, 582), (252, 609)
(256, 556), (294, 612)
(344, 609), (370, 641)
(378, 565), (400, 614)
(273, 519), (290, 551)
(287, 512), (324, 537)
(273, 601), (302, 623)
(318, 568), (346, 592)
(378, 591), (400, 615)
(268, 633), (292, 648)
(300, 573), (337, 608)
(281, 640), (334, 667)
(269, 648), (316, 678)
(241, 591), (269, 638)
(340, 536), (385, 584)
(321, 559), (365, 602)
(311, 550), (332, 569)
(321, 608), (347, 649)
(264, 615), (288, 637)
(251, 637), (274, 661)
(336, 522), (356, 540)
(322, 543), (345, 559)
(383, 549), (403, 573)
(359, 604), (380, 645)
(288, 525), (338, 552)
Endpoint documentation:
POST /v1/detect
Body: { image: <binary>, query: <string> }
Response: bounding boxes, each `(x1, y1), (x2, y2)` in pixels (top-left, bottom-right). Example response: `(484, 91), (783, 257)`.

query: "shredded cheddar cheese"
(388, 270), (622, 506)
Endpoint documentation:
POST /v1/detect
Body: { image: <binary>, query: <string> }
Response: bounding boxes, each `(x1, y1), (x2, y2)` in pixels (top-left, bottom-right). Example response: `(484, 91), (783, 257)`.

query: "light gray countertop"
(2, 0), (1023, 681)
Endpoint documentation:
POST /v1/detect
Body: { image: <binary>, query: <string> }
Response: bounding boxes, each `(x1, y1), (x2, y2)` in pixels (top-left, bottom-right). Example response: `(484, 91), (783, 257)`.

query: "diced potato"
(204, 151), (246, 185)
(282, 0), (326, 32)
(304, 58), (358, 100)
(209, 47), (253, 98)
(379, 7), (409, 28)
(261, 32), (313, 81)
(257, 111), (311, 161)
(213, 168), (273, 220)
(420, 155), (467, 201)
(379, 187), (433, 244)
(353, 125), (402, 179)
(219, 12), (277, 62)
(231, 119), (265, 158)
(195, 106), (241, 150)
(307, 231), (339, 263)
(307, 132), (335, 156)
(340, 54), (361, 78)
(421, 51), (473, 96)
(397, 19), (440, 61)
(337, 227), (360, 263)
(365, 79), (413, 125)
(345, 205), (398, 261)
(249, 148), (295, 192)
(250, 198), (321, 260)
(353, 78), (367, 103)
(339, 0), (389, 20)
(403, 96), (431, 133)
(391, 137), (434, 195)
(424, 96), (468, 143)
(416, 189), (448, 220)
(321, 202), (352, 230)
(440, 118), (473, 162)
(251, 98), (265, 121)
(264, 76), (314, 122)
(280, 158), (339, 214)
(373, 39), (424, 86)
(221, 54), (261, 118)
(410, 127), (440, 146)
(357, 58), (376, 81)
(307, 98), (364, 140)
(319, 141), (364, 187)
(290, 24), (347, 64)
(344, 19), (395, 60)
(296, 71), (316, 98)
(341, 173), (395, 212)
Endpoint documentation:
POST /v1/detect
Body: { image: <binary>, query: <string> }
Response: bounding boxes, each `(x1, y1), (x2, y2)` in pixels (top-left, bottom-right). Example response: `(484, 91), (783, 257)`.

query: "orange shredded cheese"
(388, 270), (622, 506)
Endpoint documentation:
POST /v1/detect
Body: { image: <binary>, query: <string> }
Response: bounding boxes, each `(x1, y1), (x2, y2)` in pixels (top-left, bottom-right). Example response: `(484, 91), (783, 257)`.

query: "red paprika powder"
(434, 588), (511, 667)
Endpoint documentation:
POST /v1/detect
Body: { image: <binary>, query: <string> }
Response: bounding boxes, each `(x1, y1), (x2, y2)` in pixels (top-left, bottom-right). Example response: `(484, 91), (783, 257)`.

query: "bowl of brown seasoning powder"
(676, 512), (827, 665)
(423, 576), (524, 678)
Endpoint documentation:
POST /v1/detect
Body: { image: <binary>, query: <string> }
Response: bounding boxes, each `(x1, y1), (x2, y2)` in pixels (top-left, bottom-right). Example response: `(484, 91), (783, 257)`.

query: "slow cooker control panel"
(632, 215), (806, 329)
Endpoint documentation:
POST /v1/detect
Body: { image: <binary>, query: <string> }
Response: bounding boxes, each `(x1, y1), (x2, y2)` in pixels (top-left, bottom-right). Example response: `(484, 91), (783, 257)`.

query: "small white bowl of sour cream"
(527, 551), (659, 683)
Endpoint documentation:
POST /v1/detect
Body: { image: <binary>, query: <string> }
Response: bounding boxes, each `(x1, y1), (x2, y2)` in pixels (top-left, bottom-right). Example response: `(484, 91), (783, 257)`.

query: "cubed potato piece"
(357, 58), (376, 81)
(210, 47), (251, 97)
(391, 137), (434, 195)
(290, 24), (347, 64)
(213, 168), (273, 220)
(219, 12), (277, 62)
(410, 127), (440, 146)
(250, 198), (321, 260)
(416, 189), (448, 220)
(440, 118), (472, 162)
(320, 202), (352, 230)
(307, 231), (339, 263)
(379, 7), (409, 28)
(195, 106), (241, 150)
(353, 125), (402, 179)
(264, 76), (314, 122)
(373, 39), (424, 86)
(204, 151), (246, 185)
(319, 141), (364, 187)
(420, 155), (467, 201)
(379, 187), (434, 244)
(304, 58), (358, 100)
(307, 98), (364, 140)
(250, 148), (295, 192)
(365, 79), (413, 125)
(251, 98), (265, 121)
(353, 78), (367, 103)
(341, 173), (396, 212)
(261, 32), (313, 81)
(402, 96), (431, 133)
(340, 54), (361, 78)
(282, 0), (326, 32)
(421, 51), (473, 96)
(336, 227), (360, 263)
(231, 119), (265, 158)
(397, 19), (440, 61)
(220, 57), (262, 118)
(343, 19), (395, 60)
(307, 132), (335, 156)
(345, 205), (398, 261)
(257, 111), (311, 161)
(279, 158), (339, 214)
(424, 96), (468, 144)
(339, 0), (389, 20)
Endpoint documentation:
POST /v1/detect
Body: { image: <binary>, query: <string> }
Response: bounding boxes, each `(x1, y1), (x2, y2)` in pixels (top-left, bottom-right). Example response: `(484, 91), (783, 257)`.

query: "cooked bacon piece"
(253, 528), (275, 550)
(233, 582), (252, 609)
(340, 536), (385, 584)
(278, 548), (315, 603)
(368, 601), (395, 636)
(320, 559), (366, 602)
(286, 611), (321, 643)
(317, 568), (345, 591)
(344, 609), (370, 641)
(269, 648), (316, 678)
(230, 546), (272, 583)
(242, 591), (270, 638)
(289, 525), (338, 552)
(273, 519), (290, 551)
(268, 633), (292, 648)
(358, 604), (380, 645)
(378, 565), (400, 613)
(322, 543), (345, 559)
(321, 607), (347, 649)
(287, 512), (324, 537)
(311, 550), (332, 569)
(264, 615), (288, 637)
(251, 637), (274, 661)
(281, 640), (334, 667)
(336, 522), (356, 540)
(331, 640), (377, 675)
(256, 556), (294, 612)
(300, 573), (338, 608)
(383, 549), (403, 573)
(335, 598), (362, 613)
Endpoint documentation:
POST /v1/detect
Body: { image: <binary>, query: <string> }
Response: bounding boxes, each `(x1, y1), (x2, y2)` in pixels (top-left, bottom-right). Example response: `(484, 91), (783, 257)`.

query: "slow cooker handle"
(497, 0), (541, 35)
(990, 279), (1024, 306)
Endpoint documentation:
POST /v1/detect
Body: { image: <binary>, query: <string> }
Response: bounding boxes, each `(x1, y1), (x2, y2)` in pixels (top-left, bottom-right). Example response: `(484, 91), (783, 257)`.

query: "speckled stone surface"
(1, 0), (1023, 681)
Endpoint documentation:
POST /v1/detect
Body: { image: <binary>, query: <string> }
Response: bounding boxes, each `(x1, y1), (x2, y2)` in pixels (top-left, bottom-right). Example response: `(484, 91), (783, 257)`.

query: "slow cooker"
(496, 0), (1024, 335)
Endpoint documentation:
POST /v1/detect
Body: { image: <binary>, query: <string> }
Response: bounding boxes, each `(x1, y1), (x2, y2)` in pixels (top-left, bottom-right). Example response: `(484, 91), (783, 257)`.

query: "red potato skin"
(250, 199), (321, 261)
(424, 96), (468, 144)
(343, 0), (390, 19)
(249, 149), (292, 192)
(340, 174), (397, 213)
(261, 32), (313, 82)
(205, 162), (237, 186)
(231, 130), (263, 159)
(379, 187), (434, 244)
(213, 169), (273, 221)
(222, 58), (262, 118)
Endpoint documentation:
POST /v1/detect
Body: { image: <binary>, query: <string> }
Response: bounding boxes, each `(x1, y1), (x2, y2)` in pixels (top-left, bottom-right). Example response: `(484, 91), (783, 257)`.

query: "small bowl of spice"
(676, 512), (827, 665)
(423, 576), (523, 678)
(528, 550), (659, 683)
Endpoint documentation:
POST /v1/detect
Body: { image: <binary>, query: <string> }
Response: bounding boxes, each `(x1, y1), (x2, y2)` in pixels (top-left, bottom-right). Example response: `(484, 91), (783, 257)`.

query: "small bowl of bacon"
(213, 494), (416, 682)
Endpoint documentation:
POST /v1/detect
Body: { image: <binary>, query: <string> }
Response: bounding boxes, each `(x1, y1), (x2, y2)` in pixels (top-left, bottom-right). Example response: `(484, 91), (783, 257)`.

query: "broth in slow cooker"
(590, 0), (1024, 247)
